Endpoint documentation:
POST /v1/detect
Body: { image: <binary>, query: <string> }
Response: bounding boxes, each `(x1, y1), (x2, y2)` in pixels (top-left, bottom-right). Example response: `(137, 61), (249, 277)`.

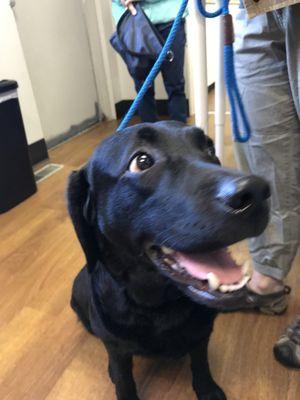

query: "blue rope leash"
(196, 0), (222, 17)
(117, 0), (251, 143)
(220, 1), (251, 142)
(196, 0), (251, 142)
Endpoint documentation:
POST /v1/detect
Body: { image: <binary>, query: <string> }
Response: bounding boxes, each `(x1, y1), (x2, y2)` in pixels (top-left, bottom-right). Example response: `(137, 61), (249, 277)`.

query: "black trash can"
(0, 80), (37, 213)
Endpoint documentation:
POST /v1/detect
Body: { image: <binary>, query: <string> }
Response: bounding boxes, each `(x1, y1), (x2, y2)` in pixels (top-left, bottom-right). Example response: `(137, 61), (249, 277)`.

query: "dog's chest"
(91, 292), (216, 357)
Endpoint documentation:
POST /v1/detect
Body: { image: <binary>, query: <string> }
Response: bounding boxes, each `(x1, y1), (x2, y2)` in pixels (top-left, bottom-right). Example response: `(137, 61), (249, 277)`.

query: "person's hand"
(121, 0), (137, 16)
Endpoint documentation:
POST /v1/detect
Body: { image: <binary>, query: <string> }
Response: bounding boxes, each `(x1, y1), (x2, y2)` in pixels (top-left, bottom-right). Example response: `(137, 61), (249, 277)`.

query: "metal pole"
(189, 0), (208, 135)
(214, 1), (226, 162)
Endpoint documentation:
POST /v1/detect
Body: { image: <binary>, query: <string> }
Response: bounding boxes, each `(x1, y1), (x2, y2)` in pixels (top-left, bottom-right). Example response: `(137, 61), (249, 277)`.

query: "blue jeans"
(133, 20), (187, 123)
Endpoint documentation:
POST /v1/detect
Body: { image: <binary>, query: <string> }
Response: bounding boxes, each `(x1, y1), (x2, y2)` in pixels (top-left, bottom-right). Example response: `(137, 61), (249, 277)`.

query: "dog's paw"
(197, 385), (227, 400)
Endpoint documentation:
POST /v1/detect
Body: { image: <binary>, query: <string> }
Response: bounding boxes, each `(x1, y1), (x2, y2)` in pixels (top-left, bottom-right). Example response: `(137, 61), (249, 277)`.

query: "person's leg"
(133, 78), (158, 122)
(286, 5), (300, 120)
(273, 4), (300, 368)
(234, 7), (300, 296)
(159, 21), (188, 122)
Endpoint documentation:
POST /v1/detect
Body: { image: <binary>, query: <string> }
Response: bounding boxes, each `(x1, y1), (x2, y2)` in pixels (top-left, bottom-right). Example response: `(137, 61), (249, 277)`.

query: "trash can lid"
(0, 80), (18, 94)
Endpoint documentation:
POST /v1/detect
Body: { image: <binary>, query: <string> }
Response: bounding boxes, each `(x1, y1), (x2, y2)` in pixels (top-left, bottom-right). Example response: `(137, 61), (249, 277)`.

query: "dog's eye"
(129, 153), (154, 173)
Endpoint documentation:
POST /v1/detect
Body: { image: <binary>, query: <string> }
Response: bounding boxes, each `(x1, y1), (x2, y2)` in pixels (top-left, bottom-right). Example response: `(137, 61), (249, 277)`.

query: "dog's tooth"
(171, 263), (180, 271)
(229, 275), (251, 291)
(218, 275), (251, 293)
(242, 260), (252, 276)
(161, 246), (174, 255)
(227, 283), (243, 292)
(236, 275), (250, 288)
(226, 284), (236, 292)
(207, 272), (220, 291)
(230, 282), (244, 291)
(163, 258), (174, 267)
(219, 284), (229, 293)
(241, 274), (251, 286)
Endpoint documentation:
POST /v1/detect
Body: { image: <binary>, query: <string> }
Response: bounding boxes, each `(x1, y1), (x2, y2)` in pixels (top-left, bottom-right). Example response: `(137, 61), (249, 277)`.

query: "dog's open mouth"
(147, 245), (251, 305)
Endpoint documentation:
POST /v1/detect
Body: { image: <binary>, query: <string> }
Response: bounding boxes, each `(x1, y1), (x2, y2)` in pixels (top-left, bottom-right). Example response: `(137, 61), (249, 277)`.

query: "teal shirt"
(112, 0), (188, 25)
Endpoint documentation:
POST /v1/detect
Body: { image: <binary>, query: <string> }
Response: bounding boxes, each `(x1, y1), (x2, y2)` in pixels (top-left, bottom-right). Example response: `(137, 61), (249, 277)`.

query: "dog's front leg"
(105, 343), (140, 400)
(189, 337), (226, 400)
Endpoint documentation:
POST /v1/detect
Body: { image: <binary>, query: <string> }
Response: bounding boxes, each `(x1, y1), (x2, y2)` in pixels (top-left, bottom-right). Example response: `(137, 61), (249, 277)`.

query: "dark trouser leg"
(159, 21), (187, 122)
(133, 79), (158, 122)
(190, 337), (226, 400)
(105, 344), (139, 400)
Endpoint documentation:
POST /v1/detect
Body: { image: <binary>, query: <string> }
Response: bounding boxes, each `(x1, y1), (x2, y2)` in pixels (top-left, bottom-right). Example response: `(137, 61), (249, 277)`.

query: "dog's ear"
(185, 126), (221, 164)
(67, 168), (100, 272)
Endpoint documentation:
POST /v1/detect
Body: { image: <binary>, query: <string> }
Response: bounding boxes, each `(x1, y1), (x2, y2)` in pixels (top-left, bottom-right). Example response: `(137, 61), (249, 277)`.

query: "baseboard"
(46, 103), (101, 149)
(28, 139), (49, 165)
(115, 99), (190, 119)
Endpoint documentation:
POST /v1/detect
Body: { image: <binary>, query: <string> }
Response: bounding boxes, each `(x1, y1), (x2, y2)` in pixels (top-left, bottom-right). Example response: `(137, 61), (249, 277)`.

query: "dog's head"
(68, 121), (270, 310)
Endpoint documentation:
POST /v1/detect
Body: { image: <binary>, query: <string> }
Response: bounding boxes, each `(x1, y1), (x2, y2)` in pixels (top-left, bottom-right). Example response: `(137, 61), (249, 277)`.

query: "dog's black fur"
(68, 121), (269, 400)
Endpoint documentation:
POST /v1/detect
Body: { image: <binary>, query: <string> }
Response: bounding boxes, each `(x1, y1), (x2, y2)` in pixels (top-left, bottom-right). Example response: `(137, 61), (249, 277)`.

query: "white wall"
(81, 0), (116, 119)
(0, 0), (44, 145)
(13, 0), (99, 144)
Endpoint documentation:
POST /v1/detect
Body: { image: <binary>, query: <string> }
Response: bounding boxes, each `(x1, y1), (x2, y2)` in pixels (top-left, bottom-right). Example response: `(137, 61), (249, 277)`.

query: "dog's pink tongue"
(173, 249), (243, 284)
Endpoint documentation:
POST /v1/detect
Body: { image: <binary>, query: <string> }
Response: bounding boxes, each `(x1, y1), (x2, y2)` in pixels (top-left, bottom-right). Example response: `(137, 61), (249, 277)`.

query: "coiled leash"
(117, 0), (251, 143)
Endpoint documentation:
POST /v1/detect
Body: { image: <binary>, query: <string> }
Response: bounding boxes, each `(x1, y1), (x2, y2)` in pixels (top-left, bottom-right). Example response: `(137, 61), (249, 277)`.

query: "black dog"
(68, 121), (270, 400)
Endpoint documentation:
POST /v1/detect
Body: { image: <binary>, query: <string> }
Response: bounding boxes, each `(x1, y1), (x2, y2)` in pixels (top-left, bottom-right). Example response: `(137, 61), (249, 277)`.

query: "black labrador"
(68, 121), (270, 400)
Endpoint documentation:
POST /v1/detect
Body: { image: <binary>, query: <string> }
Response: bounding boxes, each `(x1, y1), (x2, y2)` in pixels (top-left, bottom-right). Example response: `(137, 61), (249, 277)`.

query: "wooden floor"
(0, 110), (299, 400)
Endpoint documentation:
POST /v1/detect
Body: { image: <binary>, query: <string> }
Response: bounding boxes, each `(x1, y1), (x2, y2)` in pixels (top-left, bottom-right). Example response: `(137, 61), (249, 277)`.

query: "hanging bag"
(110, 3), (173, 80)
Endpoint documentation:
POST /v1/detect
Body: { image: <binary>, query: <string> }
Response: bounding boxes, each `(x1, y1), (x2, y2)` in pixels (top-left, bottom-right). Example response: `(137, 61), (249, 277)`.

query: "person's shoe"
(273, 316), (300, 368)
(215, 285), (291, 314)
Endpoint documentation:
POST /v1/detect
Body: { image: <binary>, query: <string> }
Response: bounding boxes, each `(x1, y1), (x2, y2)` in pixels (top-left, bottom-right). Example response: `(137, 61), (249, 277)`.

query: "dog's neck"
(95, 238), (184, 308)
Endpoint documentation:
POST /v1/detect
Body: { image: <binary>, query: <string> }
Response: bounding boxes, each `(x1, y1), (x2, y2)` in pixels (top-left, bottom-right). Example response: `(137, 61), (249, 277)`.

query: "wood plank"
(0, 307), (86, 400)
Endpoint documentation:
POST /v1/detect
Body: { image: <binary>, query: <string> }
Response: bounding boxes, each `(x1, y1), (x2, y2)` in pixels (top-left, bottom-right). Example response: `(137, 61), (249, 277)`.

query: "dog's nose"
(217, 176), (270, 214)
